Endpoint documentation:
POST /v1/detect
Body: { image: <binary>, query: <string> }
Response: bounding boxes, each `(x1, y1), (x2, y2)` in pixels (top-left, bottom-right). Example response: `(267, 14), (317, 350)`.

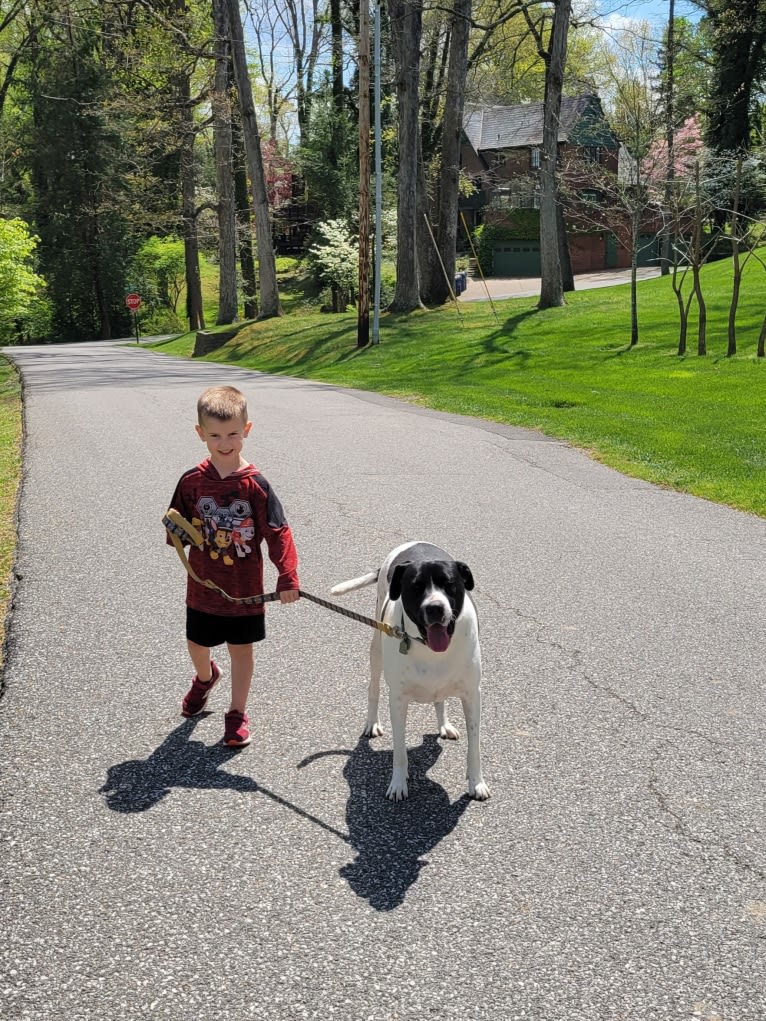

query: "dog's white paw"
(440, 722), (460, 741)
(469, 779), (491, 801)
(364, 721), (383, 738)
(386, 770), (409, 801)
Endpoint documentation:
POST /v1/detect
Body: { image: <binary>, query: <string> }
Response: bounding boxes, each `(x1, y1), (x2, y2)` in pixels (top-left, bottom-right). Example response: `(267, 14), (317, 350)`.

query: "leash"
(163, 509), (414, 648)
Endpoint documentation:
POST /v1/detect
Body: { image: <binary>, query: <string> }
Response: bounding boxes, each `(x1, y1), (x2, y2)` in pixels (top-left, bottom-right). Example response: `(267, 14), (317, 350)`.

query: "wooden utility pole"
(357, 0), (371, 346)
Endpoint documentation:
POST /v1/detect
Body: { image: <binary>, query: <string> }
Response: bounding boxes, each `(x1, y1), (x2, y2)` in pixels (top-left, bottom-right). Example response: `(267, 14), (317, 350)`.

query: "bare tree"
(664, 156), (717, 357)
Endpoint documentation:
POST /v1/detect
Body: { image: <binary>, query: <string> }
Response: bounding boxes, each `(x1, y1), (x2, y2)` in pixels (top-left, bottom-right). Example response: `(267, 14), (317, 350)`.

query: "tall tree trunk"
(226, 0), (282, 318)
(212, 0), (238, 324)
(672, 266), (690, 356)
(330, 0), (344, 110)
(693, 164), (706, 356)
(230, 74), (258, 319)
(630, 208), (639, 346)
(387, 0), (424, 311)
(358, 0), (371, 345)
(557, 203), (574, 292)
(538, 0), (571, 310)
(179, 72), (205, 331)
(416, 133), (435, 301)
(660, 0), (675, 276)
(420, 0), (470, 305)
(727, 156), (742, 357)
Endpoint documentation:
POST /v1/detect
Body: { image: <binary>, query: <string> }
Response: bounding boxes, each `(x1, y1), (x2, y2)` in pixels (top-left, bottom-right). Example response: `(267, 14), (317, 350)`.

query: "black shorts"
(186, 607), (266, 648)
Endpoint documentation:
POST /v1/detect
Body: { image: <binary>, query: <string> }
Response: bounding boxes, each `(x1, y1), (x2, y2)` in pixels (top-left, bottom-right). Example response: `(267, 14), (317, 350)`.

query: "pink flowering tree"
(641, 115), (705, 192)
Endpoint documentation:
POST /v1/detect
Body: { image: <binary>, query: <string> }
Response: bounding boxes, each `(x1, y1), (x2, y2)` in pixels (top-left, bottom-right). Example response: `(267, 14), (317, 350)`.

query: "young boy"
(167, 385), (300, 747)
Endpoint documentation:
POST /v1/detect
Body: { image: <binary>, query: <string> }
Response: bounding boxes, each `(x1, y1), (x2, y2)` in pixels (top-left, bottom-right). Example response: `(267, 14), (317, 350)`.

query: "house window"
(584, 146), (601, 164)
(530, 147), (541, 169)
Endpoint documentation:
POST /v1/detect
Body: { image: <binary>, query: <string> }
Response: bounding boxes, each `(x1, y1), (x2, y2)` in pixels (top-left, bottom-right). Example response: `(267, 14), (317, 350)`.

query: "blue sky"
(594, 0), (702, 28)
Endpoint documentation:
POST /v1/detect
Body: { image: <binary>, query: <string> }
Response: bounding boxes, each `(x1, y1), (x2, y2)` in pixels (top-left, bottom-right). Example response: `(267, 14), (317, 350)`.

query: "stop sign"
(125, 293), (141, 311)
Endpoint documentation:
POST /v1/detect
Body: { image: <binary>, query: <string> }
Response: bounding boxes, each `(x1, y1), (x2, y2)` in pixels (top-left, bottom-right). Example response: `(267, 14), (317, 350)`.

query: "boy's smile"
(196, 415), (253, 477)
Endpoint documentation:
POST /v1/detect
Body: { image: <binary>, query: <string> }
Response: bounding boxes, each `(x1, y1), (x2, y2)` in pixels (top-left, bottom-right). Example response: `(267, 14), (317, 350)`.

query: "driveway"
(1, 341), (765, 1021)
(459, 266), (661, 301)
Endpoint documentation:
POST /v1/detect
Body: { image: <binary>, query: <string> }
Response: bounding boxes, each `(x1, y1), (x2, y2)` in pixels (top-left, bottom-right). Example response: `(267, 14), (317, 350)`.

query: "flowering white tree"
(309, 219), (359, 312)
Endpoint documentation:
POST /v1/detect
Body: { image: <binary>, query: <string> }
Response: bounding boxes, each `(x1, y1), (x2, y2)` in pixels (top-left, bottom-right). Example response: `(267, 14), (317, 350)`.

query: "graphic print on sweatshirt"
(194, 495), (255, 565)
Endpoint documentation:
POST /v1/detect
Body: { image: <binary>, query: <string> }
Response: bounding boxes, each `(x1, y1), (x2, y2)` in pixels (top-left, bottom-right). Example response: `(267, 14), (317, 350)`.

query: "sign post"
(125, 293), (142, 343)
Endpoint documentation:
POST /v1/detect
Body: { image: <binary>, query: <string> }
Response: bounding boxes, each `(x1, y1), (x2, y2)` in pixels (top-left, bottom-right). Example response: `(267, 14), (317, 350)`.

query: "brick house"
(460, 93), (661, 275)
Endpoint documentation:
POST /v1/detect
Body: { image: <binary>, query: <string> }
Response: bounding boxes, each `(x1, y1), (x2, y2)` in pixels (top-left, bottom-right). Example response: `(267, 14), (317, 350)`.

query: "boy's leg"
(181, 640), (222, 717)
(188, 640), (215, 681)
(227, 642), (254, 714)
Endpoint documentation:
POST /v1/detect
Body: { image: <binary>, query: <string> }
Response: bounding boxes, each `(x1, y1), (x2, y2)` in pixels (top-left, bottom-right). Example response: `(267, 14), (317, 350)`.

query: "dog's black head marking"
(388, 556), (473, 652)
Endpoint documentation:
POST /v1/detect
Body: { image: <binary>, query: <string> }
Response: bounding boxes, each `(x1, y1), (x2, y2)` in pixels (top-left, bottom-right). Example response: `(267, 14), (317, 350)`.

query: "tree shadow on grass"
(299, 733), (472, 912)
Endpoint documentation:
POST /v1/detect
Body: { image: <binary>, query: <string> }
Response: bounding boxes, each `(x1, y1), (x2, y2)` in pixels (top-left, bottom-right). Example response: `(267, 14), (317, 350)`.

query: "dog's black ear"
(456, 562), (474, 591)
(389, 563), (409, 601)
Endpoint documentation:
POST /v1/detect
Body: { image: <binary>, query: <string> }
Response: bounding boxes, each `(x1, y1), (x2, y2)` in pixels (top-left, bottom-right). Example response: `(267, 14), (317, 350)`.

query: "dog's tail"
(330, 570), (379, 596)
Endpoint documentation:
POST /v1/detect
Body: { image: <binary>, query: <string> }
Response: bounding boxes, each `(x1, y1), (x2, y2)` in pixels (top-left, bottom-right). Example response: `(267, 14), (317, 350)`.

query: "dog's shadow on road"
(100, 716), (257, 812)
(102, 722), (472, 912)
(300, 733), (472, 912)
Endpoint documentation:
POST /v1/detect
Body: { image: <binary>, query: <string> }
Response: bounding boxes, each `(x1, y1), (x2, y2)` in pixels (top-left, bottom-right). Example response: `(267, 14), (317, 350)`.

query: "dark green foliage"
(474, 214), (541, 272)
(26, 21), (138, 339)
(658, 17), (712, 129)
(568, 96), (619, 148)
(704, 0), (766, 151)
(297, 88), (359, 221)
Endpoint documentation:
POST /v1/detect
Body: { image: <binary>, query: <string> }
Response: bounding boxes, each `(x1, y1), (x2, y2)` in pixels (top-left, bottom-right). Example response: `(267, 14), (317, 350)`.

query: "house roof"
(463, 94), (617, 153)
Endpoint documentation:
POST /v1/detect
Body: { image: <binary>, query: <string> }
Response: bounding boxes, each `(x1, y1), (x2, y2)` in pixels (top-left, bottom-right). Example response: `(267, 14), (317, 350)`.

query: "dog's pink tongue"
(426, 624), (450, 652)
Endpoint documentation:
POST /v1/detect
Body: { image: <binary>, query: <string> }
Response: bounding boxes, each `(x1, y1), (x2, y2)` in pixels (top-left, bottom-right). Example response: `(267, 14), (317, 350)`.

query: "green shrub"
(473, 213), (541, 275)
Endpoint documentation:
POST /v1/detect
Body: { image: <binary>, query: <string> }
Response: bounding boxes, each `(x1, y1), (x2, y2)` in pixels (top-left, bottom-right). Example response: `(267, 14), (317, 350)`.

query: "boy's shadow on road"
(101, 721), (473, 912)
(300, 733), (472, 912)
(100, 716), (258, 812)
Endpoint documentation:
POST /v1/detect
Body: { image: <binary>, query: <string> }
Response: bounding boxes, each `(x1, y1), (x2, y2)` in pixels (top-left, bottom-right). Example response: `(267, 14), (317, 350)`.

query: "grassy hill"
(152, 256), (766, 517)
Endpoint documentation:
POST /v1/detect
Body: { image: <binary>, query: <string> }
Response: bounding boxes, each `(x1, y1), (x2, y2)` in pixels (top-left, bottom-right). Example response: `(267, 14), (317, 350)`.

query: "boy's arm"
(253, 474), (300, 595)
(165, 473), (198, 547)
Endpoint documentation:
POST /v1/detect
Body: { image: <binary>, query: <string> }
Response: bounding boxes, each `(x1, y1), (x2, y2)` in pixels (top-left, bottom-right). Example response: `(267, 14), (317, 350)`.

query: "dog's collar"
(379, 599), (422, 654)
(395, 608), (428, 655)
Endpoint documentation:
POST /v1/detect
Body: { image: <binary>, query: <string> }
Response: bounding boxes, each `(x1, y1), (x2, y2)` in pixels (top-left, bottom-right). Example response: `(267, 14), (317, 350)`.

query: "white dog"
(331, 541), (489, 802)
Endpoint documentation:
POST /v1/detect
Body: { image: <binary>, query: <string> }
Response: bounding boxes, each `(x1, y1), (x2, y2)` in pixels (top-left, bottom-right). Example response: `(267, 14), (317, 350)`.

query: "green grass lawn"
(0, 355), (22, 668)
(152, 255), (766, 517)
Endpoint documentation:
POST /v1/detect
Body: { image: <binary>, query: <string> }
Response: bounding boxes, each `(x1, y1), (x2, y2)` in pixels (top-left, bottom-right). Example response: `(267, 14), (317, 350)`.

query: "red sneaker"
(224, 710), (251, 748)
(181, 660), (221, 717)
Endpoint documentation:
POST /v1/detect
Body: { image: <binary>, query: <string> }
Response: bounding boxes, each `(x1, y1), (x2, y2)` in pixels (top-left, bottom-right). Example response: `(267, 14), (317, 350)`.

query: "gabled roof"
(463, 94), (618, 153)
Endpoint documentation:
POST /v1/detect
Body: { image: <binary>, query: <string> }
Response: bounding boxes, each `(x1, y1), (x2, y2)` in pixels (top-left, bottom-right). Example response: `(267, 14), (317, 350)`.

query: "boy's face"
(196, 414), (252, 467)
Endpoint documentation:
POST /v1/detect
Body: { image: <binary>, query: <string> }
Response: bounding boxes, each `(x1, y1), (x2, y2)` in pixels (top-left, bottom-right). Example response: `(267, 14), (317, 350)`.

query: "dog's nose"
(424, 602), (445, 623)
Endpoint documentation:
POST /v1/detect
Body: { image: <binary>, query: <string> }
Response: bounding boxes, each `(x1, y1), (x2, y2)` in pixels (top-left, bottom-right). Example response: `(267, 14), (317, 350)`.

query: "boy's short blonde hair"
(197, 386), (248, 424)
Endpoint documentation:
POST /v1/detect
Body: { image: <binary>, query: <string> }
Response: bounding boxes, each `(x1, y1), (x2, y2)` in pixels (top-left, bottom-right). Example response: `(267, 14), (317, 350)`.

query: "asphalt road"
(1, 341), (765, 1021)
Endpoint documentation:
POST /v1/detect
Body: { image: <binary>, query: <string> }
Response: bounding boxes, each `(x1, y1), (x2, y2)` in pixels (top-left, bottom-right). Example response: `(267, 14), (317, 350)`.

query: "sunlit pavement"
(459, 265), (662, 301)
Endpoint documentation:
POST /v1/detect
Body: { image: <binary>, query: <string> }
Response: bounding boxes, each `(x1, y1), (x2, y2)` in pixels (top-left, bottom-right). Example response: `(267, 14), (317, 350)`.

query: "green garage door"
(636, 234), (659, 267)
(493, 241), (541, 276)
